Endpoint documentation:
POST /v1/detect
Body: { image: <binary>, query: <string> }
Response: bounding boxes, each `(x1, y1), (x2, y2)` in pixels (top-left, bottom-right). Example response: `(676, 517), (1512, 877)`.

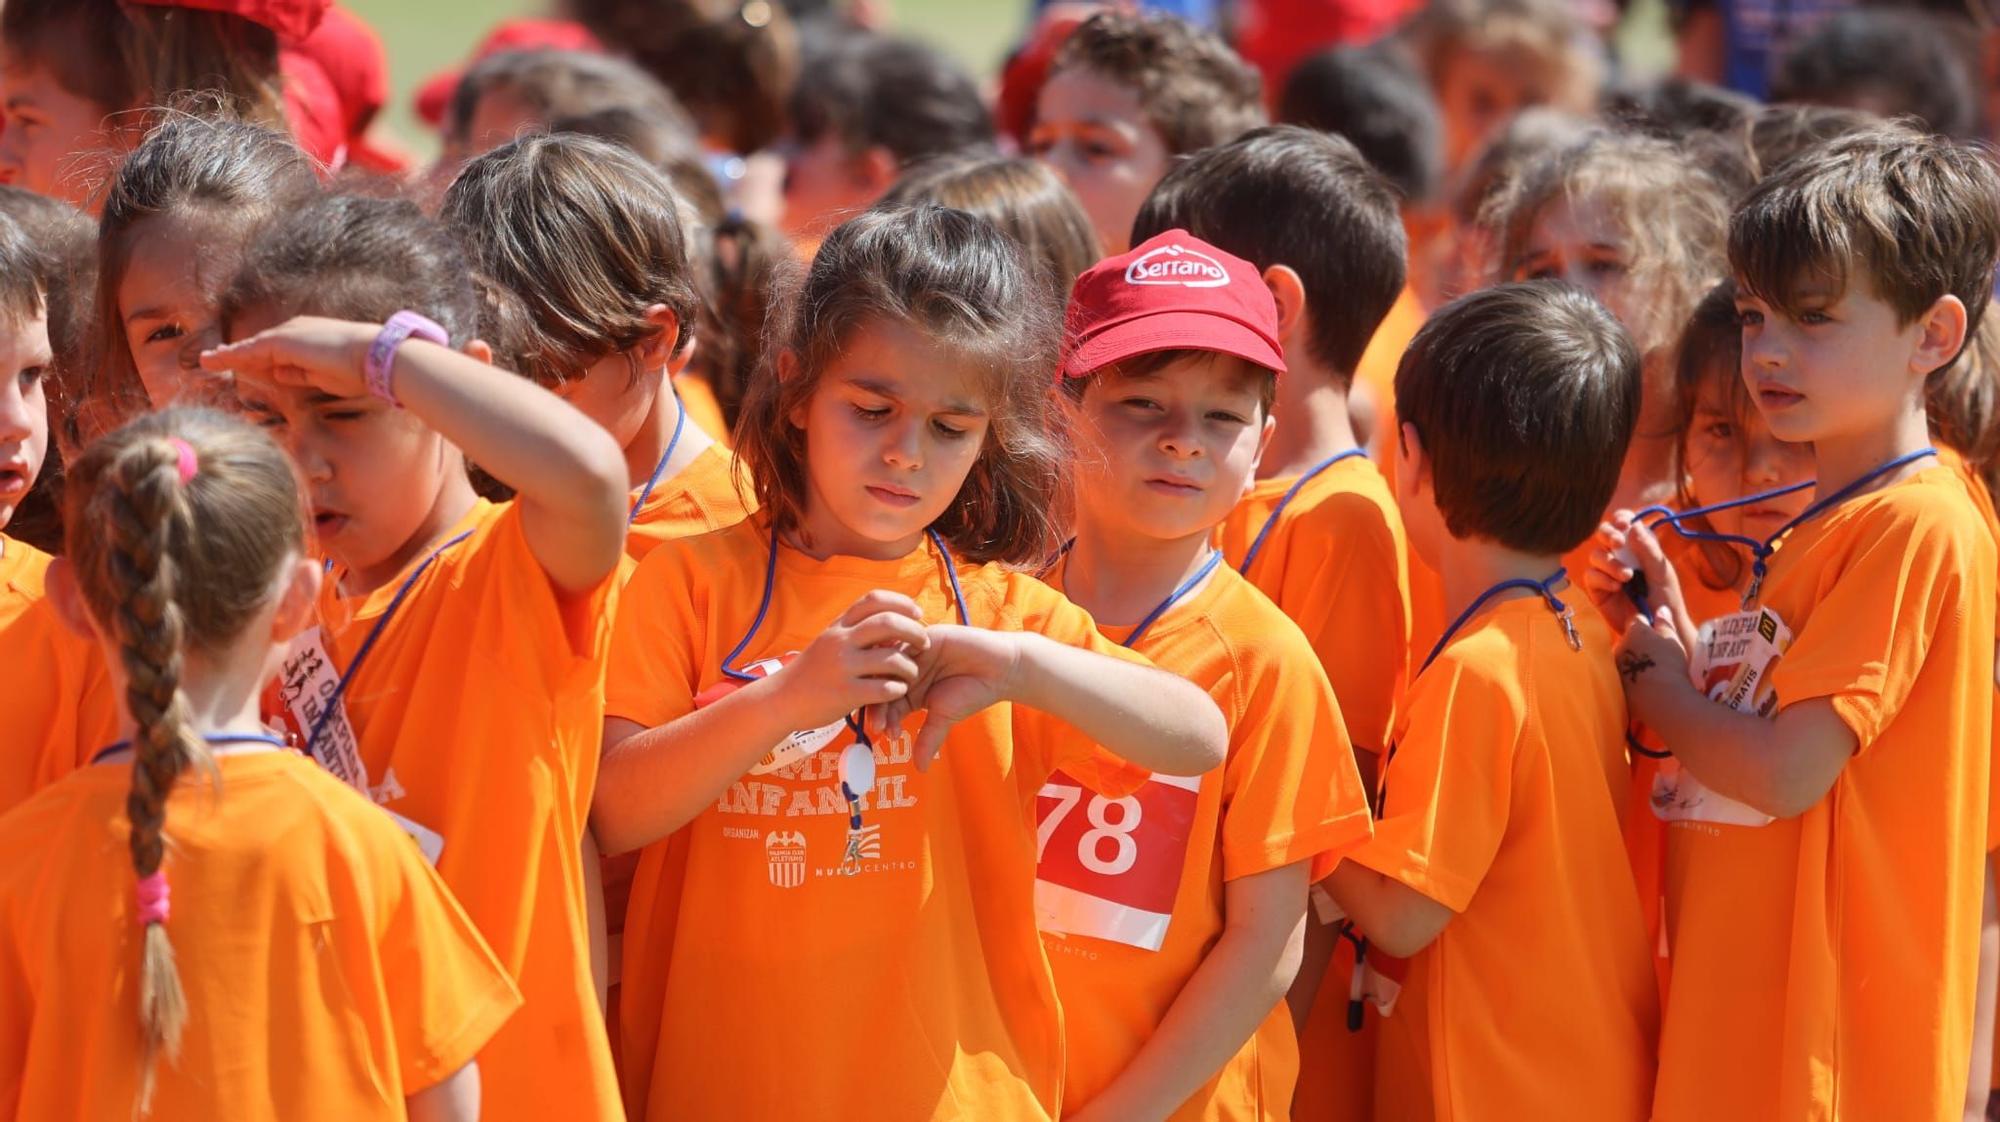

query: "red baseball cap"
(128, 0), (329, 41)
(1060, 230), (1286, 381)
(413, 19), (604, 129)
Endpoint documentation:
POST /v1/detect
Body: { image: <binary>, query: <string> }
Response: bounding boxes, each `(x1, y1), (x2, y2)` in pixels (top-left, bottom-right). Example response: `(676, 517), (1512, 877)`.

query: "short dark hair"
(1395, 281), (1640, 553)
(1601, 75), (1758, 198)
(1278, 44), (1444, 204)
(1771, 8), (1983, 140)
(1132, 125), (1407, 383)
(1731, 123), (2000, 347)
(1049, 10), (1265, 156)
(791, 32), (994, 165)
(567, 0), (800, 154)
(442, 133), (698, 389)
(447, 49), (698, 149)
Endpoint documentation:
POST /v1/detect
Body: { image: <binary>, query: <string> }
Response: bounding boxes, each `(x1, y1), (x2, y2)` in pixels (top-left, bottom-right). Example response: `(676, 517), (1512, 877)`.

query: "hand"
(773, 591), (928, 733)
(198, 315), (378, 399)
(1614, 606), (1692, 720)
(1587, 515), (1696, 644)
(881, 625), (1026, 770)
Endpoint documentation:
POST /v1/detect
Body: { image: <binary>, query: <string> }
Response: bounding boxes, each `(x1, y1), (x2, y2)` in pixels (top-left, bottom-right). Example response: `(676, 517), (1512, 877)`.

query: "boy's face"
(228, 302), (458, 576)
(1029, 67), (1172, 255)
(1684, 367), (1814, 541)
(1516, 195), (1641, 340)
(1071, 354), (1273, 545)
(0, 304), (51, 533)
(1735, 270), (1946, 447)
(1434, 50), (1537, 172)
(119, 210), (245, 407)
(0, 60), (117, 209)
(790, 317), (992, 558)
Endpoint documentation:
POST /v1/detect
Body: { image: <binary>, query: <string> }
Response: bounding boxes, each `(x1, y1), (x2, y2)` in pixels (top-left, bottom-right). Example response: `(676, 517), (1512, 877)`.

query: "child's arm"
(1322, 858), (1455, 958)
(202, 316), (629, 594)
(888, 626), (1228, 775)
(1066, 862), (1310, 1122)
(593, 591), (929, 855)
(405, 1062), (479, 1122)
(1617, 611), (1858, 819)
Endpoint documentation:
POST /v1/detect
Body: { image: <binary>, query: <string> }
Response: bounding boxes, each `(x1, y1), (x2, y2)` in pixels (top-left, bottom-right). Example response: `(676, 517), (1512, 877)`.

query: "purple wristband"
(365, 311), (448, 407)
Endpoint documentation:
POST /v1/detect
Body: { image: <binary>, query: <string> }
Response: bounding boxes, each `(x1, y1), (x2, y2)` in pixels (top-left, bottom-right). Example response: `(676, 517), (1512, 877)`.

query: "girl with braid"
(0, 408), (521, 1120)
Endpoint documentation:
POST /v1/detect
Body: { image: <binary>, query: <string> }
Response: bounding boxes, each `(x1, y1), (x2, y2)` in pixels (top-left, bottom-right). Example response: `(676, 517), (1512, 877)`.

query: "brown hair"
(442, 133), (697, 390)
(1049, 10), (1266, 156)
(445, 48), (698, 152)
(1669, 279), (1759, 589)
(90, 114), (317, 442)
(1133, 125), (1408, 385)
(568, 0), (801, 154)
(1747, 103), (1874, 178)
(736, 205), (1068, 564)
(687, 212), (795, 434)
(791, 32), (995, 166)
(1396, 280), (1640, 553)
(548, 105), (726, 226)
(1405, 0), (1600, 113)
(881, 154), (1102, 306)
(0, 0), (286, 140)
(1731, 123), (2000, 346)
(1489, 130), (1729, 356)
(1061, 347), (1279, 417)
(60, 406), (305, 1113)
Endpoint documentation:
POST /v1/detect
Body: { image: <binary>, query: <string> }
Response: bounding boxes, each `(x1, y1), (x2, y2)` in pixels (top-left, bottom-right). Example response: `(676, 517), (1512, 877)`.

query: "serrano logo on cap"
(1124, 243), (1231, 288)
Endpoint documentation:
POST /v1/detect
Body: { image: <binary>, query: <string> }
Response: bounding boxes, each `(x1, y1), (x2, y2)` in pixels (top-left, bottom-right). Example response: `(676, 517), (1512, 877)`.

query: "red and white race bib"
(1651, 606), (1792, 827)
(1033, 770), (1201, 951)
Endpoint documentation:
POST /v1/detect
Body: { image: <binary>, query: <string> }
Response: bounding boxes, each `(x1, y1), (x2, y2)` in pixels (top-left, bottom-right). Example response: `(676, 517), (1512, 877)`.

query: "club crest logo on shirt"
(765, 830), (808, 889)
(1124, 243), (1230, 288)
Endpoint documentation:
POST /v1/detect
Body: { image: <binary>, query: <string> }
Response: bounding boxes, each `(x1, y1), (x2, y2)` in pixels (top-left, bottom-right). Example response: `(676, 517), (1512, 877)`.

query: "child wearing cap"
(1323, 281), (1657, 1121)
(1041, 229), (1373, 1121)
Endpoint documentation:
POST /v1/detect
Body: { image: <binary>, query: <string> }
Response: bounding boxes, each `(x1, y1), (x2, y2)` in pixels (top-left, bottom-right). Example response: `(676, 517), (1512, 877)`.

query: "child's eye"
(1083, 140), (1121, 161)
(1736, 308), (1763, 327)
(1587, 260), (1626, 277)
(1703, 421), (1735, 441)
(1120, 397), (1162, 412)
(144, 324), (184, 345)
(931, 418), (968, 439)
(851, 403), (890, 422)
(1797, 310), (1832, 326)
(1207, 410), (1249, 426)
(324, 410), (369, 423)
(17, 365), (41, 389)
(1524, 265), (1559, 281)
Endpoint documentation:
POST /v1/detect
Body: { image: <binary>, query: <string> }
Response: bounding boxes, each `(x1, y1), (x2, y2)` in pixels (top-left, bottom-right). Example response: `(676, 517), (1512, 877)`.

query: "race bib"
(1650, 607), (1792, 827)
(694, 654), (847, 774)
(1033, 770), (1200, 951)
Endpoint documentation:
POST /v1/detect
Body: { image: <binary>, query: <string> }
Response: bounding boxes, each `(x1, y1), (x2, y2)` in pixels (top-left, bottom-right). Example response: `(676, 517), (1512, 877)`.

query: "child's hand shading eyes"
(198, 315), (379, 399)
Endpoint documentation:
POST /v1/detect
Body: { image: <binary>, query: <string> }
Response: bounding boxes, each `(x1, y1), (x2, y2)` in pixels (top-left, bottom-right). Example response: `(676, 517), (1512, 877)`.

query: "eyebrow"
(845, 376), (985, 416)
(123, 306), (171, 326)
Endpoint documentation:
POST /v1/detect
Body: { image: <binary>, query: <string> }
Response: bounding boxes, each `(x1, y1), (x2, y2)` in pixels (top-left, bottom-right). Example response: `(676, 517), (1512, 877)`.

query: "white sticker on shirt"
(695, 655), (848, 775)
(1033, 770), (1201, 951)
(1650, 607), (1792, 827)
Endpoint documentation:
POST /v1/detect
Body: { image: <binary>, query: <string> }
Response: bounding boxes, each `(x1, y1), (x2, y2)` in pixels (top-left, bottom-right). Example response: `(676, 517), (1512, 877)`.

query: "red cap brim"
(1061, 310), (1287, 381)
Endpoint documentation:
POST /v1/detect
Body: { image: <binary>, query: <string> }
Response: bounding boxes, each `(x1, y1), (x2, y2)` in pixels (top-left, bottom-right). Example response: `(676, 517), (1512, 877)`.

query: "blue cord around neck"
(627, 390), (689, 526)
(1236, 448), (1368, 575)
(1421, 568), (1577, 675)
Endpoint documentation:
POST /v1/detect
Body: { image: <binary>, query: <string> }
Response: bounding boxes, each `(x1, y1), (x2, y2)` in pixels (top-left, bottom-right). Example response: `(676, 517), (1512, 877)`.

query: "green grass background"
(342, 0), (1026, 157)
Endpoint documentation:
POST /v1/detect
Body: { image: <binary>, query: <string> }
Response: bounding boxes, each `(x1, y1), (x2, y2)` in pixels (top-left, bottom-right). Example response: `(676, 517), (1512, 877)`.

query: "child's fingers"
(856, 648), (920, 685)
(847, 611), (929, 652)
(912, 714), (957, 771)
(840, 590), (923, 627)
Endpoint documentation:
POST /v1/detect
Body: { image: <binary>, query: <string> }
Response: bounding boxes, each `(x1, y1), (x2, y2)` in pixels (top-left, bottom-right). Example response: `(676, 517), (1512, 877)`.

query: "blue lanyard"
(1121, 549), (1223, 649)
(92, 731), (288, 766)
(719, 524), (970, 682)
(1235, 448), (1368, 575)
(1619, 479), (1817, 614)
(1419, 568), (1577, 675)
(627, 390), (689, 526)
(1738, 447), (1936, 606)
(305, 529), (474, 757)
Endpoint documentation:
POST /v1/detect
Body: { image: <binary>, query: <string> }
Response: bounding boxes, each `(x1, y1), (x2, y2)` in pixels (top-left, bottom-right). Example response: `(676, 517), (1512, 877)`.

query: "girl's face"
(228, 302), (460, 578)
(0, 60), (117, 208)
(1683, 364), (1814, 541)
(0, 304), (51, 532)
(118, 211), (248, 406)
(789, 318), (992, 560)
(1516, 194), (1643, 335)
(1029, 68), (1172, 256)
(1071, 356), (1272, 546)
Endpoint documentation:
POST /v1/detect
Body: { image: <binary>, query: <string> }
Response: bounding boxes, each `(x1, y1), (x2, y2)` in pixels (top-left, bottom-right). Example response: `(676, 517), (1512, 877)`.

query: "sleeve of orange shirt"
(1219, 635), (1375, 879)
(1002, 573), (1156, 797)
(604, 539), (705, 731)
(1766, 497), (1990, 754)
(370, 822), (525, 1090)
(1347, 655), (1520, 910)
(1276, 495), (1411, 756)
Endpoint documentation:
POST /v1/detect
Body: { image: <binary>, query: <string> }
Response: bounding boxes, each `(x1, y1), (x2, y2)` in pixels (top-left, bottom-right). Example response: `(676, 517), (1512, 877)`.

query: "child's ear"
(270, 555), (323, 643)
(1253, 410), (1277, 469)
(1913, 294), (1971, 377)
(462, 338), (496, 365)
(1260, 265), (1308, 354)
(858, 146), (900, 196)
(43, 558), (99, 642)
(1396, 421), (1428, 499)
(636, 304), (694, 376)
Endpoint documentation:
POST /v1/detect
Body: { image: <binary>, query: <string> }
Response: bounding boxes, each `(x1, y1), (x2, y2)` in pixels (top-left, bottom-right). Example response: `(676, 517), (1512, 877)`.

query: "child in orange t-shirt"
(1041, 231), (1373, 1120)
(1326, 281), (1659, 1121)
(199, 193), (632, 1122)
(1130, 126), (1413, 1121)
(0, 408), (520, 1120)
(1615, 125), (2000, 1121)
(0, 208), (113, 813)
(594, 207), (1229, 1122)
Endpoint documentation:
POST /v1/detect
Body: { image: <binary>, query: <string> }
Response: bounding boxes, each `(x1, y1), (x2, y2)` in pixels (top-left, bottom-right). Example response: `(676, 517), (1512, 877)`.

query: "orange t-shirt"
(1353, 284), (1425, 458)
(606, 518), (1153, 1122)
(1351, 598), (1657, 1122)
(0, 534), (115, 814)
(625, 443), (754, 563)
(671, 374), (731, 449)
(1654, 466), (1995, 1122)
(0, 750), (521, 1119)
(307, 500), (621, 1122)
(1039, 557), (1373, 1120)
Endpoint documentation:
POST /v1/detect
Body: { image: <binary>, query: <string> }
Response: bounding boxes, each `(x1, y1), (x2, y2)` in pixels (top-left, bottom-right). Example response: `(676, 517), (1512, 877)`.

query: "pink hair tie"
(135, 872), (170, 926)
(168, 438), (198, 485)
